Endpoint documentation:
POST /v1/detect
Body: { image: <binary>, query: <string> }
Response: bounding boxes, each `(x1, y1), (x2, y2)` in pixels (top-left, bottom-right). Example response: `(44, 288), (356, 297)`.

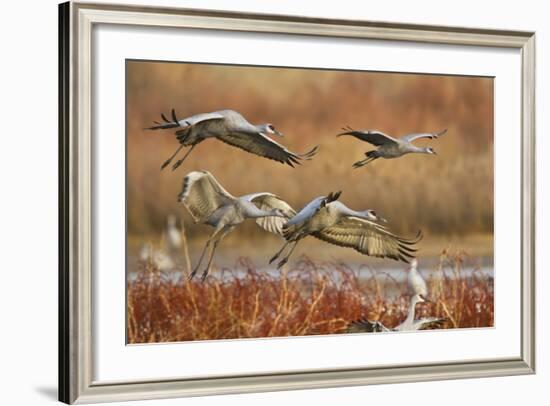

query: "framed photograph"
(59, 1), (535, 404)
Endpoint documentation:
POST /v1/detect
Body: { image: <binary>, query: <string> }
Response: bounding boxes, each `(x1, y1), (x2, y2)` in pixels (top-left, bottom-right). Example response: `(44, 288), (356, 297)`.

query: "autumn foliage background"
(126, 61), (494, 343)
(127, 61), (493, 259)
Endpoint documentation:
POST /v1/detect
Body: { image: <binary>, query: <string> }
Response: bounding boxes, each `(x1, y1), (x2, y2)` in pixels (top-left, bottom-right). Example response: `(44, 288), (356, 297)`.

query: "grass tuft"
(127, 251), (493, 343)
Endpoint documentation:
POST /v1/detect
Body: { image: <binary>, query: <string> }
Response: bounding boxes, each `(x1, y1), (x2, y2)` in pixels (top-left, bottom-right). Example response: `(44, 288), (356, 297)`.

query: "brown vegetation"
(127, 62), (494, 243)
(127, 250), (493, 344)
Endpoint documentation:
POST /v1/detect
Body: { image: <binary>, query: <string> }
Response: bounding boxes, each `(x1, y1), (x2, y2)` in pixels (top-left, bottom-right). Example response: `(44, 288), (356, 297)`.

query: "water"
(128, 255), (494, 287)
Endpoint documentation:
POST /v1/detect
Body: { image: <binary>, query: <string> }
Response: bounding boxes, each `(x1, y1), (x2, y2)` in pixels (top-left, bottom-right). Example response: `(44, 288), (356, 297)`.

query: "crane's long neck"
(410, 145), (430, 154)
(404, 296), (420, 325)
(339, 205), (375, 221)
(243, 204), (281, 219)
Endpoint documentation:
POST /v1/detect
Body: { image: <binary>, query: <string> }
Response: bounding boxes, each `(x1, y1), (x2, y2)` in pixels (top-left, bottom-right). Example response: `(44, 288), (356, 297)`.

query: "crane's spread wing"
(178, 171), (235, 223)
(215, 131), (318, 167)
(337, 126), (399, 146)
(400, 129), (447, 143)
(414, 317), (448, 330)
(346, 318), (390, 333)
(312, 217), (422, 263)
(146, 109), (225, 130)
(242, 193), (296, 235)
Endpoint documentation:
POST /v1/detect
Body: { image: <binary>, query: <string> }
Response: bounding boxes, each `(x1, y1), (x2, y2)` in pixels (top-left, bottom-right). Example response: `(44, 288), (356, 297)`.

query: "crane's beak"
(274, 129), (284, 137)
(379, 217), (388, 223)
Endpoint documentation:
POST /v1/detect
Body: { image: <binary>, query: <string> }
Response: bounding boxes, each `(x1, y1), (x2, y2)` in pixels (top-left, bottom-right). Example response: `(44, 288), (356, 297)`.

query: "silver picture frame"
(59, 1), (536, 403)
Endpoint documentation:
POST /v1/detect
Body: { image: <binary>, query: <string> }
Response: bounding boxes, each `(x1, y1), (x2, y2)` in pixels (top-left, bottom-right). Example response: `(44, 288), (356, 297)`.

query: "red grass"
(127, 251), (493, 344)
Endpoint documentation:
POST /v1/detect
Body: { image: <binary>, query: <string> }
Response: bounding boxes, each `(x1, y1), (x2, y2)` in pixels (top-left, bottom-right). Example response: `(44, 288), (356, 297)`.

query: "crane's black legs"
(189, 225), (223, 280)
(269, 241), (290, 264)
(276, 241), (299, 269)
(352, 151), (379, 168)
(161, 144), (185, 170)
(172, 144), (196, 171)
(200, 226), (233, 281)
(189, 225), (234, 282)
(270, 241), (299, 269)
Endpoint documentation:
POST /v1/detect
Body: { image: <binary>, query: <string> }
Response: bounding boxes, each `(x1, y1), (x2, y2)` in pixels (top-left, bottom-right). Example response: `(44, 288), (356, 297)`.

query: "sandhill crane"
(269, 191), (422, 269)
(347, 259), (446, 333)
(346, 294), (447, 333)
(408, 258), (428, 299)
(346, 318), (390, 333)
(165, 215), (182, 256)
(147, 109), (318, 170)
(337, 126), (447, 168)
(139, 243), (175, 272)
(178, 170), (295, 281)
(393, 294), (447, 331)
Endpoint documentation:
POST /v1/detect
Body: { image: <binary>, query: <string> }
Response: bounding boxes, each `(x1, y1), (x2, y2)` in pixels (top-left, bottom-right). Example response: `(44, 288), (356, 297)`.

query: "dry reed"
(127, 251), (493, 344)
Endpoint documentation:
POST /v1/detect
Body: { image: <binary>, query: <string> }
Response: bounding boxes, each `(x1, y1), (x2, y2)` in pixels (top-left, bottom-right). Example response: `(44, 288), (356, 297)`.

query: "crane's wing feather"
(181, 112), (226, 126)
(414, 317), (448, 330)
(400, 129), (447, 142)
(313, 217), (422, 263)
(147, 110), (225, 130)
(178, 171), (235, 223)
(337, 127), (398, 146)
(242, 193), (296, 235)
(346, 318), (390, 333)
(216, 131), (318, 167)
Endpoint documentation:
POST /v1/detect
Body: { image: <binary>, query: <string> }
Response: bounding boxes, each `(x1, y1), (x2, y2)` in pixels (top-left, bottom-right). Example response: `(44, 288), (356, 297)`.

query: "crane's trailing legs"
(275, 241), (299, 269)
(188, 224), (234, 281)
(352, 150), (380, 168)
(201, 226), (234, 281)
(161, 144), (185, 170)
(188, 225), (224, 281)
(269, 241), (299, 269)
(171, 144), (196, 171)
(268, 242), (291, 265)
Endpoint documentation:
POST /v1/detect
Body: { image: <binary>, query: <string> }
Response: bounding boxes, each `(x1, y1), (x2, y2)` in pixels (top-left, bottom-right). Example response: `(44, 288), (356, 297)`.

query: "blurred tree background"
(127, 61), (493, 260)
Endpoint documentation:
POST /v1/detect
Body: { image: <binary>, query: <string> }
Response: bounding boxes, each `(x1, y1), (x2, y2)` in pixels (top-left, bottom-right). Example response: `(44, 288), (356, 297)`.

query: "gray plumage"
(165, 215), (182, 257)
(346, 294), (447, 333)
(147, 109), (318, 170)
(393, 294), (447, 331)
(269, 191), (422, 269)
(179, 170), (295, 281)
(347, 259), (447, 333)
(337, 126), (447, 167)
(346, 318), (390, 333)
(407, 258), (428, 299)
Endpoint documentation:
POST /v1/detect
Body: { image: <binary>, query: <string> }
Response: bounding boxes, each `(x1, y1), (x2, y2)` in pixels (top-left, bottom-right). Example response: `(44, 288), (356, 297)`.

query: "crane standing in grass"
(346, 259), (447, 333)
(165, 215), (182, 258)
(147, 109), (318, 170)
(269, 191), (422, 269)
(393, 293), (447, 331)
(337, 126), (447, 168)
(408, 258), (428, 300)
(178, 170), (296, 281)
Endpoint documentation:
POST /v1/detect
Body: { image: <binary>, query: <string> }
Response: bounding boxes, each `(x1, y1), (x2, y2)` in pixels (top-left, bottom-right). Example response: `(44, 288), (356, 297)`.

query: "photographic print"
(126, 60), (494, 344)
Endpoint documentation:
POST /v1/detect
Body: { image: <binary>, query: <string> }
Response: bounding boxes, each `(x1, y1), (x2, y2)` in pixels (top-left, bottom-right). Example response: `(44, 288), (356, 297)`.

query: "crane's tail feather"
(337, 125), (356, 137)
(323, 191), (342, 207)
(435, 128), (448, 138)
(145, 108), (186, 130)
(282, 145), (319, 168)
(297, 145), (319, 160)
